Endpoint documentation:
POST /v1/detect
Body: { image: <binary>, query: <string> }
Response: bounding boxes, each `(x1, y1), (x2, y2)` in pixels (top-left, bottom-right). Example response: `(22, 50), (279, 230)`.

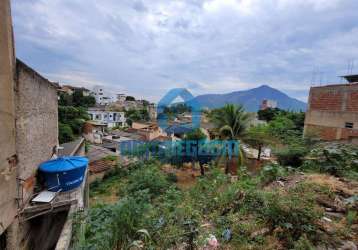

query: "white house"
(116, 93), (126, 103)
(87, 107), (126, 128)
(92, 85), (114, 105)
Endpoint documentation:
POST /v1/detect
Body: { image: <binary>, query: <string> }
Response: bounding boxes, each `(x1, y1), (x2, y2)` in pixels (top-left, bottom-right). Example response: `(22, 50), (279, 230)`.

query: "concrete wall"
(304, 83), (358, 141)
(0, 0), (18, 236)
(15, 60), (59, 203)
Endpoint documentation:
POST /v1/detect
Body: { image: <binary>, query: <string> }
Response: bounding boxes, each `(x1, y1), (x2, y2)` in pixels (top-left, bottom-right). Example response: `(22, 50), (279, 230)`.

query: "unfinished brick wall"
(305, 83), (358, 142)
(347, 91), (358, 112)
(309, 90), (343, 111)
(305, 124), (339, 141)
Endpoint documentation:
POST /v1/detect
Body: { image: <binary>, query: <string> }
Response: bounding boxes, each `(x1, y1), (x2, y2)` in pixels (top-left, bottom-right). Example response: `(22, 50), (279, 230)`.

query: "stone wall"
(304, 83), (358, 141)
(15, 60), (59, 203)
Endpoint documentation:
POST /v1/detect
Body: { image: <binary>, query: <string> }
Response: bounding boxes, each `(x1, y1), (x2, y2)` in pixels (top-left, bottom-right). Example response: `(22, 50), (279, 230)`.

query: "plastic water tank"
(39, 156), (88, 192)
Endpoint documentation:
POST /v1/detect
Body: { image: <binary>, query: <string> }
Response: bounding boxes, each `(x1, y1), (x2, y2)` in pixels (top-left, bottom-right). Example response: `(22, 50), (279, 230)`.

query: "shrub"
(293, 235), (315, 250)
(126, 165), (170, 198)
(166, 172), (178, 183)
(302, 143), (358, 178)
(275, 143), (308, 167)
(58, 122), (74, 143)
(101, 155), (118, 162)
(243, 184), (322, 248)
(73, 192), (152, 250)
(260, 164), (286, 184)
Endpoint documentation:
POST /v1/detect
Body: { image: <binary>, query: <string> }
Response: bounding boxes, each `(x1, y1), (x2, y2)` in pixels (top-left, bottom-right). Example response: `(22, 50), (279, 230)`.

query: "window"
(95, 114), (101, 120)
(345, 122), (354, 129)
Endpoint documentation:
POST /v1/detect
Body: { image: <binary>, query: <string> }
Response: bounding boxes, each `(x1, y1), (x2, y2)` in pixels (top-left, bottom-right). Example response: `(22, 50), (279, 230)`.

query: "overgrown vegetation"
(302, 143), (358, 180)
(125, 108), (150, 126)
(58, 90), (95, 143)
(74, 104), (358, 249)
(58, 106), (90, 143)
(72, 159), (357, 250)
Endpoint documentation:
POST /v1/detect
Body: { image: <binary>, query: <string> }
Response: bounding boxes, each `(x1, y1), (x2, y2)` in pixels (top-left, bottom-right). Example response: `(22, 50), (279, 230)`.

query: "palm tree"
(209, 104), (250, 175)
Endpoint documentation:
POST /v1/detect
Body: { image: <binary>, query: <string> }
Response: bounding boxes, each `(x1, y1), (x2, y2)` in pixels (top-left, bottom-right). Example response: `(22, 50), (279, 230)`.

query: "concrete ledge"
(55, 169), (88, 250)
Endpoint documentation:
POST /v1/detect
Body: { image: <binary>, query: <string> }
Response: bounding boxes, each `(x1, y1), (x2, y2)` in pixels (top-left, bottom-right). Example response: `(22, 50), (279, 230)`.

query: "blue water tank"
(39, 156), (89, 192)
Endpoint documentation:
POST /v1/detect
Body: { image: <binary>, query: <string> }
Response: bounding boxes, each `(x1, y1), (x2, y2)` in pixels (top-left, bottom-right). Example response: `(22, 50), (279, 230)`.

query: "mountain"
(186, 85), (307, 112)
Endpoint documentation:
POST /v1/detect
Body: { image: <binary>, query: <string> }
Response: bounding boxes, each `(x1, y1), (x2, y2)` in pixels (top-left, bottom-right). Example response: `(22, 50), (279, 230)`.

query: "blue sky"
(12, 0), (358, 102)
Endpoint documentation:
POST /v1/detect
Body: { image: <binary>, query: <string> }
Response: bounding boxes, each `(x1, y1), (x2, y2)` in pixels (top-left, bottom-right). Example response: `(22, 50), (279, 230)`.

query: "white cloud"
(12, 0), (358, 102)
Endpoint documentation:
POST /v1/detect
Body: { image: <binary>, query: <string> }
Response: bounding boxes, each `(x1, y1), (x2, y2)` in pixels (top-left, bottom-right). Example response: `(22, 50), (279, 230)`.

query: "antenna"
(310, 69), (315, 86)
(347, 59), (355, 75)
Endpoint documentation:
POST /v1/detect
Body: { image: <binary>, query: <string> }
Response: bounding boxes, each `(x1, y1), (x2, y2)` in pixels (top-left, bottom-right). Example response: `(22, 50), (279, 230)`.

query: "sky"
(12, 0), (358, 102)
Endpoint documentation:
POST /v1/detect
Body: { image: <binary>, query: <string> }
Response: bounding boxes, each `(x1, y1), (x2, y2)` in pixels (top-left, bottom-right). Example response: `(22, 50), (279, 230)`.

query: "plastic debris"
(343, 195), (358, 205)
(322, 217), (332, 223)
(222, 228), (232, 241)
(207, 234), (219, 248)
(277, 180), (285, 187)
(155, 217), (165, 229)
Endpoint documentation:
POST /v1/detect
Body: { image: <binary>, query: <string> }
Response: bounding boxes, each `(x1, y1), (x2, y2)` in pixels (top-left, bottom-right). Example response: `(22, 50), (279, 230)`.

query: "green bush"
(58, 122), (74, 143)
(246, 185), (321, 247)
(126, 165), (170, 198)
(302, 143), (358, 179)
(166, 172), (178, 183)
(101, 155), (118, 162)
(293, 235), (315, 250)
(73, 192), (151, 250)
(275, 143), (308, 167)
(260, 164), (286, 184)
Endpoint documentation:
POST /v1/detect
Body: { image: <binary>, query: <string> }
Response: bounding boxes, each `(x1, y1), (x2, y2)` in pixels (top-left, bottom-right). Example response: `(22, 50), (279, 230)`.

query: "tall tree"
(209, 104), (250, 175)
(125, 96), (136, 101)
(244, 125), (273, 161)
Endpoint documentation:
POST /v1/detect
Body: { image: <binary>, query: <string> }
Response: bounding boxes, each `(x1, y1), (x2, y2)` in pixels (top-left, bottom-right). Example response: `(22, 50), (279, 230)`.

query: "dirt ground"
(162, 163), (203, 190)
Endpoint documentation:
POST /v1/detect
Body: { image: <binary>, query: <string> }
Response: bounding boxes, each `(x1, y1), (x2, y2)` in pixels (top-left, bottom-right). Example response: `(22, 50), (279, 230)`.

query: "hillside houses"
(87, 107), (126, 128)
(58, 85), (91, 96)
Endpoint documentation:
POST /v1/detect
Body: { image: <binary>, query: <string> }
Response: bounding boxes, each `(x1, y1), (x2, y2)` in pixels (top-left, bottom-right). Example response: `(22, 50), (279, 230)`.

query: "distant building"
(304, 76), (358, 143)
(116, 93), (126, 103)
(260, 99), (277, 110)
(92, 85), (114, 105)
(131, 122), (166, 141)
(148, 103), (157, 121)
(165, 124), (193, 138)
(59, 85), (90, 96)
(83, 121), (107, 144)
(87, 107), (126, 128)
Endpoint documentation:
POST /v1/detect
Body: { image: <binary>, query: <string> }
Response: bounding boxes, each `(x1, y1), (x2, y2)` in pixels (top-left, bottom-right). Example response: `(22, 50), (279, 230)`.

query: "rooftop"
(341, 74), (358, 83)
(58, 138), (85, 157)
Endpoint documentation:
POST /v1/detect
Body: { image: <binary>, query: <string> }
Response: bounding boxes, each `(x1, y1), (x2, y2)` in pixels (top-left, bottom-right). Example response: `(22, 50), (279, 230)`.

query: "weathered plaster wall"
(15, 60), (59, 202)
(304, 84), (358, 141)
(0, 0), (18, 236)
